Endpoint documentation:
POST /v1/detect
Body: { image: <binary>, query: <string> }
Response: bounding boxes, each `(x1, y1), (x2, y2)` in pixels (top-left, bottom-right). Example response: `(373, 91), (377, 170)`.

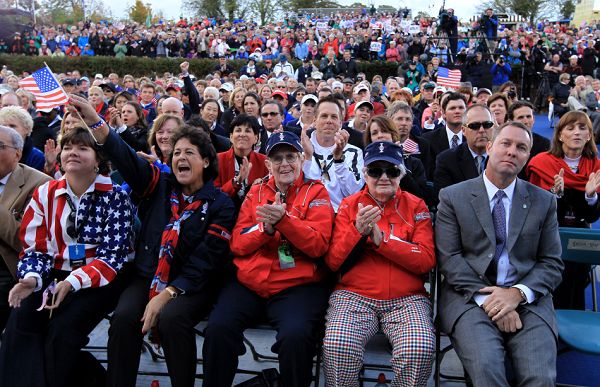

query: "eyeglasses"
(269, 153), (299, 165)
(465, 121), (494, 130)
(261, 111), (280, 117)
(0, 142), (18, 151)
(366, 166), (402, 179)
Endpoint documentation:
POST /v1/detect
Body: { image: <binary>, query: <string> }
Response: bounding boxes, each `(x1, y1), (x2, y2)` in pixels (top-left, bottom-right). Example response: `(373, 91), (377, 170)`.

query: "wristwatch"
(165, 286), (179, 299)
(333, 155), (345, 163)
(514, 287), (527, 304)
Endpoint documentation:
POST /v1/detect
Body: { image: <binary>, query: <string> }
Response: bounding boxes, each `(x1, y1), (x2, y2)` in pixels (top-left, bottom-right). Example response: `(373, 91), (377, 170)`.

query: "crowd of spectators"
(0, 7), (599, 387)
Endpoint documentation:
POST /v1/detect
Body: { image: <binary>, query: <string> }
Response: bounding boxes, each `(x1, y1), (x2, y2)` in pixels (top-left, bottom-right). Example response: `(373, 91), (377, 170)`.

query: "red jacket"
(231, 172), (334, 297)
(323, 39), (339, 56)
(214, 148), (269, 198)
(325, 186), (435, 300)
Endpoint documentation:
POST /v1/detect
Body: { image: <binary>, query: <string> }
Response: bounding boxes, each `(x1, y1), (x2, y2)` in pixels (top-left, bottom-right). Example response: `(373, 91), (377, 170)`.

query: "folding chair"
(556, 227), (600, 356)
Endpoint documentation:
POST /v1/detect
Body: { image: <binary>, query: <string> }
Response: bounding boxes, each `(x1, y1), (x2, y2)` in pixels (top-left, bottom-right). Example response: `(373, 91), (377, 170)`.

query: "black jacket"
(337, 59), (358, 80)
(102, 130), (236, 294)
(434, 142), (481, 198)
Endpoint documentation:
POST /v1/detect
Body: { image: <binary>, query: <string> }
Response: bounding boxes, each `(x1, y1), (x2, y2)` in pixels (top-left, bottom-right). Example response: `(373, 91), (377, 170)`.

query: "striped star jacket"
(17, 174), (134, 292)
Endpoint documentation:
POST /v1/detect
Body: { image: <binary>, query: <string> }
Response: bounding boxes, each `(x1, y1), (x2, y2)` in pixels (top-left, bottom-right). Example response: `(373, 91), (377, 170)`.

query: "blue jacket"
(295, 42), (308, 60)
(490, 63), (512, 86)
(21, 137), (44, 172)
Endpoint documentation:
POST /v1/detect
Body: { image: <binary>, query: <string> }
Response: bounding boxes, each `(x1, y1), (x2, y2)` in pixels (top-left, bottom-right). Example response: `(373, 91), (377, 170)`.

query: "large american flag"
(19, 66), (69, 110)
(436, 67), (462, 90)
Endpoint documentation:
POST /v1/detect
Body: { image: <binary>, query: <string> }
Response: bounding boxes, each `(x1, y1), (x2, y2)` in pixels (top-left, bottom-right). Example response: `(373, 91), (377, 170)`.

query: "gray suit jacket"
(0, 164), (51, 277)
(435, 176), (564, 337)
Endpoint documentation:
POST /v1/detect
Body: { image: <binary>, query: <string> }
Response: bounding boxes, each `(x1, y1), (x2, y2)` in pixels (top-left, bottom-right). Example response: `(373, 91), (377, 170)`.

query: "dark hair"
(486, 93), (509, 122)
(549, 111), (598, 159)
(316, 94), (343, 119)
(112, 90), (135, 107)
(441, 92), (467, 111)
(60, 127), (110, 175)
(365, 115), (400, 144)
(123, 101), (148, 130)
(261, 100), (284, 115)
(242, 92), (261, 110)
(169, 124), (219, 184)
(508, 100), (535, 120)
(230, 113), (261, 135)
(186, 115), (211, 133)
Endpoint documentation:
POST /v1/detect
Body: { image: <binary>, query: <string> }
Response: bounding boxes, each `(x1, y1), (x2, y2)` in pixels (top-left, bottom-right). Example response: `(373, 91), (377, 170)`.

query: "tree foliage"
(128, 0), (152, 24)
(248, 0), (280, 25)
(478, 0), (556, 25)
(560, 0), (575, 19)
(289, 0), (342, 12)
(37, 0), (109, 24)
(183, 0), (224, 18)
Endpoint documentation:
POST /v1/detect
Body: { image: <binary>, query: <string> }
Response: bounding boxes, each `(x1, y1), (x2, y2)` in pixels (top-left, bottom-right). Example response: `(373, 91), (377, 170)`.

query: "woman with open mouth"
(66, 94), (236, 387)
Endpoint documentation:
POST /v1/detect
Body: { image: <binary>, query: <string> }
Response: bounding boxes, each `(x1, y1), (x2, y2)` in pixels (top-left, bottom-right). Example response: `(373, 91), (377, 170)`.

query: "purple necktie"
(490, 190), (506, 283)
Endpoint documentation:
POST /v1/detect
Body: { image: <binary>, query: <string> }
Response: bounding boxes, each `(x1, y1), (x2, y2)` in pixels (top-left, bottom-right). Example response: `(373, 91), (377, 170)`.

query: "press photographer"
(437, 6), (458, 57)
(480, 8), (498, 51)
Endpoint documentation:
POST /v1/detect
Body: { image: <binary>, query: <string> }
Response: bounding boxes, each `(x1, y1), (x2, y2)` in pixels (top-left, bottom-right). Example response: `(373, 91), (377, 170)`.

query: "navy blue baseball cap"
(265, 131), (303, 156)
(363, 141), (404, 166)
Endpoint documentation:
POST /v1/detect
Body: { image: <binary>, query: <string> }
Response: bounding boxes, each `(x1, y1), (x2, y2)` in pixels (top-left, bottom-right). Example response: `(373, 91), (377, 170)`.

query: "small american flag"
(403, 138), (420, 155)
(436, 67), (462, 90)
(19, 66), (69, 110)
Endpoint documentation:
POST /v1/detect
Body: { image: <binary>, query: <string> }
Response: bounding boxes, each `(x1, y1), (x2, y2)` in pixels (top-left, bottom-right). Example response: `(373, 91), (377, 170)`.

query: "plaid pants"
(323, 290), (435, 387)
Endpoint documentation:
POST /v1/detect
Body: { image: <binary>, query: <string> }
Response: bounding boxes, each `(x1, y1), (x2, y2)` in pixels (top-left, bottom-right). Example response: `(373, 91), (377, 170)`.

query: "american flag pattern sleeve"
(17, 175), (135, 292)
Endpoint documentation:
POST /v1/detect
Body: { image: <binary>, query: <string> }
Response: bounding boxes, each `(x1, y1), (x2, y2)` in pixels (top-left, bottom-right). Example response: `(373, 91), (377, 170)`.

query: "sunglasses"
(465, 121), (494, 130)
(66, 210), (77, 239)
(261, 111), (280, 117)
(366, 166), (402, 179)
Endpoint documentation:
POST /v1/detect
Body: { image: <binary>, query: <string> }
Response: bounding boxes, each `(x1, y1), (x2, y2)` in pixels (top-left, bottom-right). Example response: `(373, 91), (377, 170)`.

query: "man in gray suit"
(435, 121), (564, 386)
(0, 125), (51, 331)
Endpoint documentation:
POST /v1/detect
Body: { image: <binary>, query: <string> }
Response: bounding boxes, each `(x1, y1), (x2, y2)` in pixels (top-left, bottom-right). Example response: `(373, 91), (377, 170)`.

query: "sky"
(102, 0), (481, 23)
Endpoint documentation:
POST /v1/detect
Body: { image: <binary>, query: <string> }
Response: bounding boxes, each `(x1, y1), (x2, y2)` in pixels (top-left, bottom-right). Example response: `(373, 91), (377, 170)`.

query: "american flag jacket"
(17, 174), (134, 292)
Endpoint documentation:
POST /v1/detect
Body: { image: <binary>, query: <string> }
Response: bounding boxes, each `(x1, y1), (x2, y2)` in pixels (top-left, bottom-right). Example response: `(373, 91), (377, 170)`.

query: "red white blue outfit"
(0, 174), (134, 387)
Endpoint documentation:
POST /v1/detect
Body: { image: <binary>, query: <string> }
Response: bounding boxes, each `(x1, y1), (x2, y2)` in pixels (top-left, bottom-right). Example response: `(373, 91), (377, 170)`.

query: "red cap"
(272, 90), (288, 99)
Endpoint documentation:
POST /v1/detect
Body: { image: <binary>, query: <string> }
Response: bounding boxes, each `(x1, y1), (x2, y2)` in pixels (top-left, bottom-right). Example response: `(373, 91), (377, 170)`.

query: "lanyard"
(64, 193), (96, 241)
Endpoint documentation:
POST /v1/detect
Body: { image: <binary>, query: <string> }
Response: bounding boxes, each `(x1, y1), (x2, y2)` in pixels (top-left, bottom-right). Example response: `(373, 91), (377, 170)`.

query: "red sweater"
(214, 148), (269, 198)
(231, 173), (334, 297)
(325, 186), (435, 300)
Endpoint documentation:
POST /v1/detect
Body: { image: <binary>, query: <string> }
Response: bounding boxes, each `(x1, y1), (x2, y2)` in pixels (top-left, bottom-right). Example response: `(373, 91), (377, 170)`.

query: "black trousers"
(202, 279), (330, 387)
(107, 274), (215, 387)
(0, 269), (127, 387)
(0, 261), (15, 333)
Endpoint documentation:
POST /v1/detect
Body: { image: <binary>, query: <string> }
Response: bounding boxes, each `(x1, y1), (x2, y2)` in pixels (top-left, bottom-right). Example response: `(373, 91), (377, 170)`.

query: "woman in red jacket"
(214, 113), (269, 208)
(203, 131), (335, 387)
(323, 141), (436, 386)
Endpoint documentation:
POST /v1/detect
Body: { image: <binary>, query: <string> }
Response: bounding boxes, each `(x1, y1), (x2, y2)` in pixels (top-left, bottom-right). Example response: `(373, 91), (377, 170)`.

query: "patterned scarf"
(149, 189), (203, 299)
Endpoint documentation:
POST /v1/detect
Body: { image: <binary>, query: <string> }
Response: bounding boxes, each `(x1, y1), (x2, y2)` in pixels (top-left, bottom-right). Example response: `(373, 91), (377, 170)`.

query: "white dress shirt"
(473, 174), (536, 306)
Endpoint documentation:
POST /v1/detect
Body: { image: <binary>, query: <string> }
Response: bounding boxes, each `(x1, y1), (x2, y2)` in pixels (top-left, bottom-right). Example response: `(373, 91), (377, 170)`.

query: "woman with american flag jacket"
(0, 127), (135, 387)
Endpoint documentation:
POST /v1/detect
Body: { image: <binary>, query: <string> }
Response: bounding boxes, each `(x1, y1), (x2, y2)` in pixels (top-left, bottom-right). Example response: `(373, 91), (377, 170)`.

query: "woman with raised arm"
(68, 94), (236, 387)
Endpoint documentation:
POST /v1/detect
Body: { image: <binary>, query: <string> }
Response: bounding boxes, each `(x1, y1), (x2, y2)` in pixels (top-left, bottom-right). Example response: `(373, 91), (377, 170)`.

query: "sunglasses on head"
(261, 111), (280, 117)
(366, 166), (402, 179)
(465, 121), (494, 130)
